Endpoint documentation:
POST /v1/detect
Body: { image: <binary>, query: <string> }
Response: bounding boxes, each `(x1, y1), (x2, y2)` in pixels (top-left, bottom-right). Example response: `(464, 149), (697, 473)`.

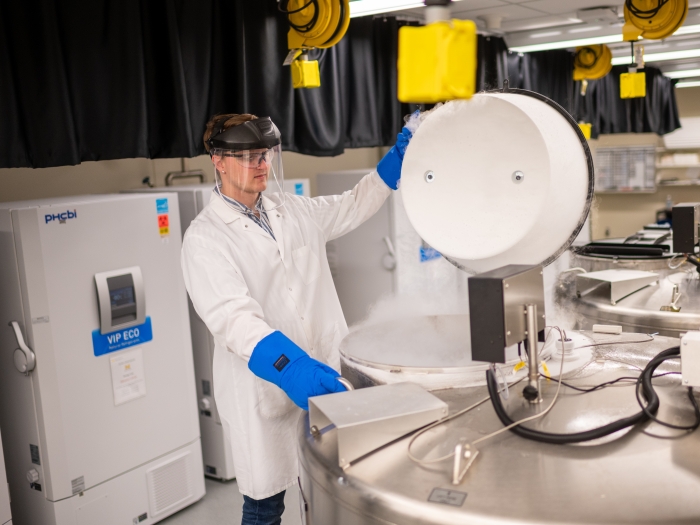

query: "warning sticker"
(156, 198), (169, 214)
(71, 476), (85, 494)
(158, 214), (170, 236)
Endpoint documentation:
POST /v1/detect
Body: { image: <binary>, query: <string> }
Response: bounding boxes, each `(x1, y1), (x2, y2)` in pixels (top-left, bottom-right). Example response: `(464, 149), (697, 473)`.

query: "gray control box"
(468, 265), (545, 363)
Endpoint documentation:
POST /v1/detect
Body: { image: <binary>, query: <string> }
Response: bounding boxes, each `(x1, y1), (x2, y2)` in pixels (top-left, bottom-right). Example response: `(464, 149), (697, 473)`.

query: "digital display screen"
(110, 286), (135, 308)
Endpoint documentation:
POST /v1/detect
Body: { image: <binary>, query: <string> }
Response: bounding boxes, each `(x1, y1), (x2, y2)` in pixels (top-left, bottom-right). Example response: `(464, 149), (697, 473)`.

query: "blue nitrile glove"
(377, 125), (413, 190)
(248, 331), (347, 410)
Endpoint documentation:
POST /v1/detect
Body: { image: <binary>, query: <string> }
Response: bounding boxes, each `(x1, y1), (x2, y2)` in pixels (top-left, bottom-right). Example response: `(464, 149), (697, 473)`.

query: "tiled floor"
(160, 478), (302, 525)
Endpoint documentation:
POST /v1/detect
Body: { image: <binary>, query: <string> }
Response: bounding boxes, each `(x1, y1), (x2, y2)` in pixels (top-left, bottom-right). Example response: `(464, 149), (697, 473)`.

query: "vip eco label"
(92, 317), (153, 357)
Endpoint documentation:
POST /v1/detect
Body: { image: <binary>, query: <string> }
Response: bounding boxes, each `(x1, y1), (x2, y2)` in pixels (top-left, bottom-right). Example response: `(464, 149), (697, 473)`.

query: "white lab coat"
(181, 171), (391, 499)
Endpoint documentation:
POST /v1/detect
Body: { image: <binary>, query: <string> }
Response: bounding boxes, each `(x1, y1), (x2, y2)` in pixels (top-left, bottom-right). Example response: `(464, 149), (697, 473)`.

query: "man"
(181, 113), (411, 525)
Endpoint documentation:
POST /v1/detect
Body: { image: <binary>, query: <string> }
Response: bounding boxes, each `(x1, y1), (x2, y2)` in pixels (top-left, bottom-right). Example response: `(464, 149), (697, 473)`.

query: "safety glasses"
(228, 149), (274, 168)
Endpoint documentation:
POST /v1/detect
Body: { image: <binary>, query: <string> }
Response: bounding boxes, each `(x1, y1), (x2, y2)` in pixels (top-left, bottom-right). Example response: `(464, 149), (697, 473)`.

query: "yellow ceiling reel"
(280, 0), (350, 89)
(572, 44), (613, 138)
(398, 0), (477, 104)
(620, 0), (688, 99)
(573, 45), (612, 82)
(622, 0), (688, 41)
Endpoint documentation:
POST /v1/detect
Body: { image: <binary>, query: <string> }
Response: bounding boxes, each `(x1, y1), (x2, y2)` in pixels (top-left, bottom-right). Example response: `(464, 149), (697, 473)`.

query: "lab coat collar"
(210, 193), (243, 224)
(210, 192), (286, 258)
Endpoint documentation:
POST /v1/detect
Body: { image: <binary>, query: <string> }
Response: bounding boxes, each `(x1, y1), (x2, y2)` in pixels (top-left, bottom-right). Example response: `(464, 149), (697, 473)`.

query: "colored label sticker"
(158, 214), (169, 228)
(92, 317), (153, 357)
(156, 198), (169, 214)
(294, 182), (304, 195)
(419, 246), (441, 262)
(159, 226), (170, 236)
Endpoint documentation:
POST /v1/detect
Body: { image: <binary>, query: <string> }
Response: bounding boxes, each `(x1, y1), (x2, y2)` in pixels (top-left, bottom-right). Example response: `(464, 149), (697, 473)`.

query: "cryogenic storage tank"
(340, 314), (592, 391)
(558, 226), (700, 336)
(299, 333), (700, 525)
(297, 88), (699, 525)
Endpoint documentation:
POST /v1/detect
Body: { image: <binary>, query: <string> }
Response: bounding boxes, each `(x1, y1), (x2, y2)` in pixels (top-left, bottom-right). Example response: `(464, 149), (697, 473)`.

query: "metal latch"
(9, 321), (36, 374)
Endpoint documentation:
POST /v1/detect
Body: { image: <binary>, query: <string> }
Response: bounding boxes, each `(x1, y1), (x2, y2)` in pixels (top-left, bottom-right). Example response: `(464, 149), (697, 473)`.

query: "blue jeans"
(242, 490), (285, 525)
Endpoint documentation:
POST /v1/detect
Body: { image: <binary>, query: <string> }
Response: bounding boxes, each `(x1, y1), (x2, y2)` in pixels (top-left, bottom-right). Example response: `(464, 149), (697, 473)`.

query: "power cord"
(486, 346), (686, 444)
(539, 371), (680, 394)
(635, 354), (700, 431)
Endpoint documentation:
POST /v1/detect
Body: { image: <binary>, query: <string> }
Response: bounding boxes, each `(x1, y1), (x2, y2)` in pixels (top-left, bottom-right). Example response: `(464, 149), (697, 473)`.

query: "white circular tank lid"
(401, 88), (594, 274)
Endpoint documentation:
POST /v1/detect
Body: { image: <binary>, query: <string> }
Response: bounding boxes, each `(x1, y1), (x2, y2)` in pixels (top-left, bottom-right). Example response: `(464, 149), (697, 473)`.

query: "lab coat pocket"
(292, 245), (321, 285)
(255, 377), (297, 419)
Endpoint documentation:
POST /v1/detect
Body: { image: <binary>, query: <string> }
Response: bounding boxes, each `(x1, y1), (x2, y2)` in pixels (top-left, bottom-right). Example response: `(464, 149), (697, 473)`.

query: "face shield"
(208, 117), (285, 211)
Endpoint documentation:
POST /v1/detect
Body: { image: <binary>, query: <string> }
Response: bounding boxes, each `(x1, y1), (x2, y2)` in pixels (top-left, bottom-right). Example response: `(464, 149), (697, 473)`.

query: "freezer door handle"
(9, 321), (36, 374)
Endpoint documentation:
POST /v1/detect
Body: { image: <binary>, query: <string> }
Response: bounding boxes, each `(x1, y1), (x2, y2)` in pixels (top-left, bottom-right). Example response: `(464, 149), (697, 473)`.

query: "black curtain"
(572, 65), (680, 137)
(475, 35), (509, 92)
(0, 1), (416, 168)
(507, 49), (575, 113)
(507, 49), (680, 138)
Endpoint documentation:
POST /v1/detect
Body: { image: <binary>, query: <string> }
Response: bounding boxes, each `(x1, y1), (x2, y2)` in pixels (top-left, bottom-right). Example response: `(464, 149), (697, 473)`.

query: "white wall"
(0, 148), (384, 203)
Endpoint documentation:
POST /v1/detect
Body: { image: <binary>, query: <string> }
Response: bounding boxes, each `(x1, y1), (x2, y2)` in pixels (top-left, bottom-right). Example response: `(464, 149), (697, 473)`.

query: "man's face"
(214, 148), (272, 195)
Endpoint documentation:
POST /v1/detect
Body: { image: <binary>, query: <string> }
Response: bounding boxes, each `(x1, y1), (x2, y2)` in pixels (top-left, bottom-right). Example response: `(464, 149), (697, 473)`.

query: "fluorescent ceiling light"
(676, 80), (700, 88)
(674, 24), (700, 36)
(612, 49), (700, 64)
(510, 34), (624, 53)
(510, 24), (700, 53)
(349, 0), (423, 17)
(349, 0), (473, 17)
(665, 68), (700, 78)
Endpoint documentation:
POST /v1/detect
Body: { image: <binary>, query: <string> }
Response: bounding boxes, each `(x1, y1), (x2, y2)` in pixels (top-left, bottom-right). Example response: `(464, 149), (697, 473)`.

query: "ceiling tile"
(453, 0), (508, 9)
(451, 4), (545, 21)
(518, 0), (620, 15)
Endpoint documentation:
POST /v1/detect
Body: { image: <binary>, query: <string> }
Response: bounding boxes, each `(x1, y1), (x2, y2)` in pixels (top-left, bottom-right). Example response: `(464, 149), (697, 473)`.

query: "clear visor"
(211, 144), (285, 211)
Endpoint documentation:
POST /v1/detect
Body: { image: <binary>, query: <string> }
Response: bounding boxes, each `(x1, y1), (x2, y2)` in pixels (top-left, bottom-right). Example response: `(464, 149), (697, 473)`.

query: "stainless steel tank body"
(298, 332), (700, 525)
(560, 251), (700, 337)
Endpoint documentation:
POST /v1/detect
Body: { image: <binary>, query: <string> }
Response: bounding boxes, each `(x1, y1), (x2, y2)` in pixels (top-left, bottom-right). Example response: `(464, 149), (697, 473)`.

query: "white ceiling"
(385, 0), (700, 76)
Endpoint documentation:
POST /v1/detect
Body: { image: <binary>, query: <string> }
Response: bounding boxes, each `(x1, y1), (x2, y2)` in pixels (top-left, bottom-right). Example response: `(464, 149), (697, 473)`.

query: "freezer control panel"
(95, 266), (146, 334)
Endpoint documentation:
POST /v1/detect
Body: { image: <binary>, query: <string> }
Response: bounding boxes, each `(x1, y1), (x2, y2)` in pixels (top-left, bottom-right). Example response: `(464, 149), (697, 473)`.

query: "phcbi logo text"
(45, 210), (77, 224)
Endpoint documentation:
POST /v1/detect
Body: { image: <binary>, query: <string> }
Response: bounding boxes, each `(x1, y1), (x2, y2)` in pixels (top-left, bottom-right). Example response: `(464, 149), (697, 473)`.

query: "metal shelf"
(594, 189), (657, 194)
(657, 180), (700, 187)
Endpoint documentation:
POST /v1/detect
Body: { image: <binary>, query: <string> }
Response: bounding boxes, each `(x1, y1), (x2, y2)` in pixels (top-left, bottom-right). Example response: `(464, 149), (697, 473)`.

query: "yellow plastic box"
(291, 59), (321, 89)
(620, 71), (646, 99)
(398, 19), (477, 104)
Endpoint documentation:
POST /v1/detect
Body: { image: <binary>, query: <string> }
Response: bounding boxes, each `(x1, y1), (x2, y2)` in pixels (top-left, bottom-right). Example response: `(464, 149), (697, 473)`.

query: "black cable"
(538, 371), (680, 394)
(635, 367), (700, 431)
(280, 0), (320, 33)
(278, 0), (314, 14)
(625, 0), (670, 20)
(485, 347), (680, 444)
(574, 46), (600, 70)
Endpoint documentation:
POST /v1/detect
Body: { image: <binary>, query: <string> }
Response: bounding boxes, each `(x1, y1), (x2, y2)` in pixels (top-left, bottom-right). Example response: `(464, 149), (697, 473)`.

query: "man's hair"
(203, 113), (258, 153)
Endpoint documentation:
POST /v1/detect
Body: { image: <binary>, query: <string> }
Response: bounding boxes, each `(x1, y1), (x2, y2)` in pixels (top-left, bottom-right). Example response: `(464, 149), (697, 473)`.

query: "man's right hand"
(248, 331), (347, 410)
